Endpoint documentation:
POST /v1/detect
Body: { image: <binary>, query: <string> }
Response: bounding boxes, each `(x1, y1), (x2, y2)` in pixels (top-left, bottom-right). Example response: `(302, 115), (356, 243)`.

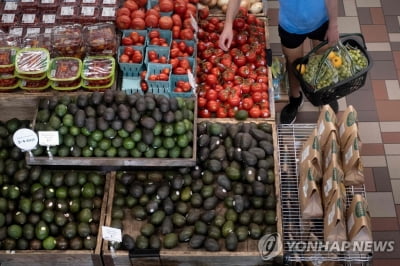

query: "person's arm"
(218, 0), (241, 51)
(325, 0), (339, 45)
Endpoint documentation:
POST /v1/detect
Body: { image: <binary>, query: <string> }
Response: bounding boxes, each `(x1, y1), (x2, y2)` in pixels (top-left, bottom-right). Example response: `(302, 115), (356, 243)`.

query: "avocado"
(163, 233), (178, 249)
(135, 235), (149, 249)
(122, 234), (135, 250)
(103, 107), (116, 121)
(140, 223), (155, 237)
(150, 210), (165, 226)
(189, 234), (205, 249)
(171, 213), (186, 228)
(74, 110), (86, 128)
(179, 226), (194, 242)
(225, 232), (238, 251)
(204, 238), (220, 252)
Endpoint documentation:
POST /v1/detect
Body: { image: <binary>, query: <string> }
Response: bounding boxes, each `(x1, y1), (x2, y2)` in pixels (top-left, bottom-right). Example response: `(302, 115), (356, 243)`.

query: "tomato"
(260, 108), (270, 118)
(179, 58), (191, 70)
(206, 100), (219, 112)
(227, 108), (236, 118)
(222, 70), (234, 82)
(140, 80), (148, 92)
(247, 14), (257, 25)
(233, 76), (243, 86)
(245, 51), (257, 63)
(145, 14), (159, 28)
(198, 97), (207, 108)
(173, 67), (186, 75)
(202, 48), (214, 59)
(240, 44), (251, 54)
(249, 106), (261, 118)
(180, 29), (194, 40)
(140, 70), (147, 80)
(252, 91), (263, 103)
(215, 84), (223, 92)
(235, 33), (248, 45)
(174, 0), (187, 16)
(121, 37), (133, 45)
(218, 89), (229, 102)
(256, 66), (268, 75)
(162, 68), (170, 75)
(170, 58), (179, 68)
(257, 75), (268, 84)
(216, 107), (228, 118)
(185, 46), (194, 56)
(119, 54), (129, 63)
(234, 55), (246, 67)
(132, 52), (143, 63)
(201, 61), (213, 73)
(251, 83), (263, 93)
(255, 55), (267, 67)
(242, 97), (254, 110)
(205, 88), (218, 100)
(248, 70), (258, 80)
(148, 50), (157, 61)
(159, 16), (173, 30)
(198, 5), (209, 19)
(117, 7), (131, 17)
(199, 108), (211, 118)
(124, 0), (138, 11)
(159, 56), (168, 63)
(228, 95), (241, 107)
(158, 73), (169, 81)
(238, 66), (250, 78)
(233, 17), (246, 30)
(116, 15), (131, 30)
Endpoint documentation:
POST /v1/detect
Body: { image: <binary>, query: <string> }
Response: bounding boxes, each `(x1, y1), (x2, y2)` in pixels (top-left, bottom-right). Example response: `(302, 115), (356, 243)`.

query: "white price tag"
(22, 14), (36, 24)
(189, 13), (199, 34)
(26, 28), (41, 36)
(81, 6), (95, 16)
(65, 0), (76, 2)
(82, 0), (96, 3)
(61, 6), (74, 16)
(21, 0), (34, 3)
(38, 131), (60, 146)
(4, 2), (18, 11)
(102, 226), (122, 242)
(9, 28), (24, 37)
(41, 0), (55, 4)
(2, 14), (15, 23)
(13, 129), (38, 151)
(187, 71), (196, 91)
(42, 14), (56, 24)
(103, 0), (116, 4)
(101, 7), (115, 17)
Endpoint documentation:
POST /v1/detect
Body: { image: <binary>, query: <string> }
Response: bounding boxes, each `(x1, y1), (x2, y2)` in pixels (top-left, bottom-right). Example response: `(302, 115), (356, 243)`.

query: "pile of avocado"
(33, 90), (195, 158)
(113, 122), (277, 252)
(0, 118), (105, 250)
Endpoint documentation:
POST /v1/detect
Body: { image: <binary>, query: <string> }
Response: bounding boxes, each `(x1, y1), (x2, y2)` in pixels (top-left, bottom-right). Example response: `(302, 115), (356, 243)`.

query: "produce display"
(299, 43), (369, 90)
(196, 13), (271, 118)
(0, 118), (106, 250)
(108, 121), (277, 252)
(32, 90), (196, 159)
(200, 0), (264, 16)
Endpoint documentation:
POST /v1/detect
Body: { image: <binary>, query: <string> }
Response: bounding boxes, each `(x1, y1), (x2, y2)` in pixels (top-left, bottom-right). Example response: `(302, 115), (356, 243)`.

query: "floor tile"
(370, 61), (398, 80)
(362, 155), (387, 167)
(370, 51), (395, 61)
(356, 0), (381, 8)
(367, 192), (397, 217)
(380, 121), (400, 132)
(371, 217), (400, 231)
(373, 259), (400, 266)
(382, 132), (400, 143)
(268, 25), (279, 44)
(391, 180), (400, 204)
(372, 80), (388, 100)
(338, 17), (361, 33)
(382, 0), (400, 15)
(366, 42), (392, 51)
(362, 143), (385, 155)
(385, 15), (400, 33)
(299, 101), (319, 112)
(385, 80), (400, 99)
(344, 0), (358, 16)
(387, 155), (400, 179)
(364, 167), (377, 191)
(376, 100), (400, 121)
(393, 51), (400, 70)
(393, 42), (400, 51)
(358, 122), (383, 143)
(389, 33), (400, 42)
(384, 144), (400, 154)
(373, 167), (393, 191)
(357, 7), (372, 24)
(294, 111), (319, 124)
(361, 25), (389, 42)
(372, 231), (400, 259)
(371, 7), (386, 24)
(396, 205), (400, 225)
(346, 90), (376, 111)
(357, 110), (380, 122)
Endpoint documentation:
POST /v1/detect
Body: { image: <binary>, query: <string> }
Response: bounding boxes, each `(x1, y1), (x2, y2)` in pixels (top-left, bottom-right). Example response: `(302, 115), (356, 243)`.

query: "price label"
(26, 28), (41, 36)
(38, 131), (60, 146)
(81, 6), (95, 16)
(190, 13), (199, 34)
(101, 7), (115, 17)
(102, 226), (122, 242)
(9, 27), (24, 37)
(82, 0), (96, 3)
(42, 14), (56, 24)
(21, 0), (34, 3)
(103, 0), (116, 4)
(22, 14), (36, 24)
(2, 14), (15, 24)
(187, 71), (196, 92)
(13, 128), (38, 151)
(61, 6), (75, 16)
(41, 0), (55, 4)
(4, 2), (18, 11)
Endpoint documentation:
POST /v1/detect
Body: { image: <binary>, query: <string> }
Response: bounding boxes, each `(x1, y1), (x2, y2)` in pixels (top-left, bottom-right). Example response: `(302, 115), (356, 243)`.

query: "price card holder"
(190, 13), (199, 41)
(13, 128), (38, 159)
(187, 71), (197, 96)
(38, 131), (59, 160)
(102, 226), (122, 258)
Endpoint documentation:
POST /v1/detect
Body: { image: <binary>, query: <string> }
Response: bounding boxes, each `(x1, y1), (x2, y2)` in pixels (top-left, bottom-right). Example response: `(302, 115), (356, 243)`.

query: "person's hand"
(219, 27), (234, 51)
(325, 23), (339, 46)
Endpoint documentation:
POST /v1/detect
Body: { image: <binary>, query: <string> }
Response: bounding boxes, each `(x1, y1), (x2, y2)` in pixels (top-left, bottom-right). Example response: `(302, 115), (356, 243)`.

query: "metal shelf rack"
(277, 124), (373, 265)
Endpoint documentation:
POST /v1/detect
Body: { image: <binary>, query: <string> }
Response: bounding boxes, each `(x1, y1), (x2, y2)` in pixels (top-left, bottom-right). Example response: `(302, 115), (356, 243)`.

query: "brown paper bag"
(342, 134), (364, 186)
(322, 159), (344, 208)
(323, 131), (342, 171)
(338, 105), (359, 149)
(324, 182), (347, 242)
(347, 194), (373, 242)
(300, 128), (322, 179)
(299, 160), (323, 219)
(317, 104), (338, 149)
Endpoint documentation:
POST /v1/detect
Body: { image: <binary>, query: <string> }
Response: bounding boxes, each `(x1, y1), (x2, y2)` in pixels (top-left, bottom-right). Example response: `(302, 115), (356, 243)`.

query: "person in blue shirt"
(219, 0), (339, 123)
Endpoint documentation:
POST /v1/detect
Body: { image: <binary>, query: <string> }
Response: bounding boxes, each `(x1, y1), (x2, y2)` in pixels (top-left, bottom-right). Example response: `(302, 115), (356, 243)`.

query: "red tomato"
(249, 106), (261, 118)
(257, 75), (268, 84)
(222, 70), (234, 82)
(173, 67), (186, 75)
(228, 95), (241, 107)
(140, 80), (148, 91)
(121, 37), (133, 45)
(242, 97), (254, 110)
(170, 58), (179, 68)
(132, 52), (143, 63)
(238, 66), (250, 78)
(216, 107), (228, 118)
(206, 100), (219, 112)
(205, 74), (218, 87)
(234, 55), (246, 67)
(260, 108), (271, 118)
(218, 89), (229, 102)
(252, 91), (263, 103)
(198, 97), (207, 108)
(245, 51), (257, 63)
(119, 54), (130, 63)
(251, 83), (263, 92)
(185, 46), (194, 56)
(179, 58), (191, 70)
(124, 46), (134, 56)
(148, 50), (158, 61)
(205, 88), (218, 100)
(199, 109), (211, 118)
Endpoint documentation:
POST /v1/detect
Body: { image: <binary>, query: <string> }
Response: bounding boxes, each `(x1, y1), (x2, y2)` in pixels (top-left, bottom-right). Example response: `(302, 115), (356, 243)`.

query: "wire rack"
(277, 124), (373, 265)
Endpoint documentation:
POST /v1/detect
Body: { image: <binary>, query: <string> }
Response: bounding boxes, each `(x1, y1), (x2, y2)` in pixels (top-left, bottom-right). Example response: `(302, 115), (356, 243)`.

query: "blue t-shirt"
(279, 0), (329, 34)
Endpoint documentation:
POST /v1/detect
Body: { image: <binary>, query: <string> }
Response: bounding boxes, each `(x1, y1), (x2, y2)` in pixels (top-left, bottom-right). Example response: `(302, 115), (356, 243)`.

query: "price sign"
(102, 226), (122, 242)
(38, 131), (59, 146)
(13, 128), (38, 151)
(190, 13), (199, 34)
(187, 71), (197, 94)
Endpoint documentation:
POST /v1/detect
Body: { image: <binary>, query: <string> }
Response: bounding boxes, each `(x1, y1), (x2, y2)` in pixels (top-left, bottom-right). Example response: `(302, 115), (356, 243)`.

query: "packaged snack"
(40, 11), (57, 27)
(81, 56), (115, 81)
(347, 194), (372, 242)
(299, 128), (323, 180)
(0, 2), (20, 14)
(323, 131), (341, 171)
(23, 33), (52, 52)
(79, 6), (100, 25)
(317, 104), (338, 149)
(51, 24), (85, 58)
(83, 23), (117, 56)
(20, 78), (51, 92)
(98, 7), (117, 23)
(338, 105), (360, 149)
(0, 47), (18, 77)
(342, 134), (364, 186)
(299, 160), (323, 219)
(322, 159), (344, 208)
(324, 182), (347, 242)
(48, 57), (82, 81)
(1, 14), (20, 30)
(0, 34), (21, 47)
(15, 48), (50, 77)
(0, 76), (19, 89)
(19, 0), (38, 9)
(51, 78), (82, 91)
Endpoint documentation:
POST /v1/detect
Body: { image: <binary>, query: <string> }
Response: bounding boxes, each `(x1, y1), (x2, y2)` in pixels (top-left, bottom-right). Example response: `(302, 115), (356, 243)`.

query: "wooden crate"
(25, 97), (198, 168)
(102, 121), (283, 266)
(0, 172), (111, 266)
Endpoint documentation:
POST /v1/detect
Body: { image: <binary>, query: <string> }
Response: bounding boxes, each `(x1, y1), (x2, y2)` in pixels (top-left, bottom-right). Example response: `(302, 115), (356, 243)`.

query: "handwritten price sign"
(13, 129), (38, 151)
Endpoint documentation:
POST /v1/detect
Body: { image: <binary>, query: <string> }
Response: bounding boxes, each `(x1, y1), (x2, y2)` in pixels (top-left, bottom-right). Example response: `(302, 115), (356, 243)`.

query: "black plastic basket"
(293, 33), (373, 106)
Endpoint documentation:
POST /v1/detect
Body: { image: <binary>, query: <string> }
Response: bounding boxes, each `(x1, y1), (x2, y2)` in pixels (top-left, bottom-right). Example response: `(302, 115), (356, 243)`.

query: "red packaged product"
(0, 77), (18, 88)
(79, 6), (100, 25)
(8, 26), (25, 38)
(0, 2), (20, 14)
(20, 13), (39, 27)
(56, 6), (79, 24)
(52, 24), (85, 58)
(0, 34), (21, 47)
(38, 0), (60, 10)
(40, 11), (57, 26)
(0, 47), (18, 77)
(83, 23), (117, 56)
(59, 0), (81, 6)
(19, 0), (38, 9)
(25, 27), (42, 38)
(81, 0), (99, 6)
(98, 7), (116, 23)
(101, 0), (118, 7)
(1, 14), (20, 30)
(23, 33), (52, 52)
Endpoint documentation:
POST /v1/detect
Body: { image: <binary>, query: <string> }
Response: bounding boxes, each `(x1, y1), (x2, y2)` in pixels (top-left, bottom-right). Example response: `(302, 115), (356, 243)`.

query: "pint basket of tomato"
(118, 45), (144, 76)
(145, 62), (171, 94)
(144, 46), (170, 65)
(146, 29), (172, 47)
(170, 74), (194, 98)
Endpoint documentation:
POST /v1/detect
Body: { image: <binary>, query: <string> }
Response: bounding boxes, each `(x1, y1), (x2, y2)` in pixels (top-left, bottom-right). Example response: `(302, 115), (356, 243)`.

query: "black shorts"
(278, 21), (329, 49)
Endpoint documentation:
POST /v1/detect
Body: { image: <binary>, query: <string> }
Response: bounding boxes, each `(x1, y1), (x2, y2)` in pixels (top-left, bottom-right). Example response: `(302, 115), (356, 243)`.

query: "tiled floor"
(268, 0), (400, 265)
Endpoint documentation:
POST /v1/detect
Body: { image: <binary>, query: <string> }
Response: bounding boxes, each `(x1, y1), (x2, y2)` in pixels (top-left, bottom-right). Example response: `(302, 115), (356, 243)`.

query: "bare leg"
(282, 43), (304, 98)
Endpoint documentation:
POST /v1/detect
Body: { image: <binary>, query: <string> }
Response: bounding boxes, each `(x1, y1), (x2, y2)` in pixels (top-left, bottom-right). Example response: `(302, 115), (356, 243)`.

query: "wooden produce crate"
(102, 121), (283, 266)
(25, 96), (198, 168)
(0, 172), (111, 266)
